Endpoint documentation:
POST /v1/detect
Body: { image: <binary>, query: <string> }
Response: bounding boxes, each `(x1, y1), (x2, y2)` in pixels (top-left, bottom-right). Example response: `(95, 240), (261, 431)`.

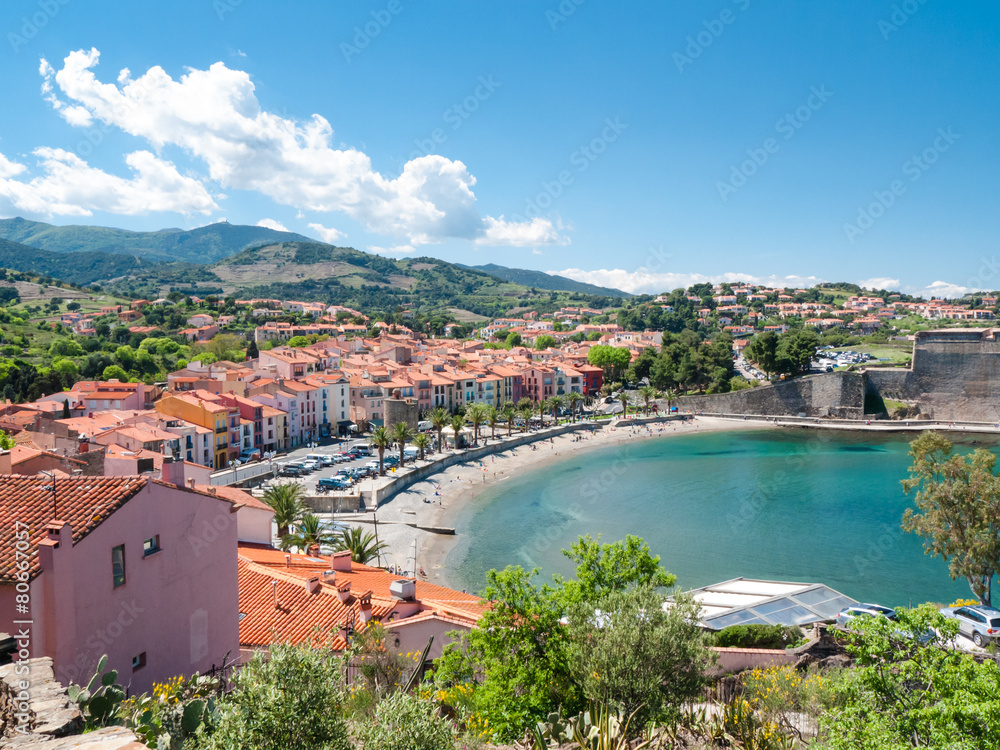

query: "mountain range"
(0, 218), (630, 313)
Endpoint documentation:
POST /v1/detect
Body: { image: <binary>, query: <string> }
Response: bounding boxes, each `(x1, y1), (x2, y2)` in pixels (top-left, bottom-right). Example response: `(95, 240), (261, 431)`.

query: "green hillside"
(464, 262), (631, 298)
(0, 217), (314, 263)
(0, 237), (154, 285)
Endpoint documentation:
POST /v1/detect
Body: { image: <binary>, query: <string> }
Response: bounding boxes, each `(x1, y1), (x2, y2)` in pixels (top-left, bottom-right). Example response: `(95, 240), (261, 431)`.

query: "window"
(112, 545), (126, 588)
(143, 535), (161, 556)
(132, 652), (146, 671)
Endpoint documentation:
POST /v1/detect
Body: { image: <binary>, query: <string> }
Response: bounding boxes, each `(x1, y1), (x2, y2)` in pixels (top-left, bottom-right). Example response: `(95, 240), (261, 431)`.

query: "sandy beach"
(331, 416), (759, 591)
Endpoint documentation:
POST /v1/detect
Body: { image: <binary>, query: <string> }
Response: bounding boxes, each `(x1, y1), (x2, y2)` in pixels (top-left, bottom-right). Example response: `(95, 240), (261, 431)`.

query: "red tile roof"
(0, 475), (148, 583)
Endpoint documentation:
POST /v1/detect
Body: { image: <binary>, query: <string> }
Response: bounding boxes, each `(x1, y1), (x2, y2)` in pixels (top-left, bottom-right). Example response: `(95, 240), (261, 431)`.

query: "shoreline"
(329, 414), (1000, 592)
(338, 416), (759, 591)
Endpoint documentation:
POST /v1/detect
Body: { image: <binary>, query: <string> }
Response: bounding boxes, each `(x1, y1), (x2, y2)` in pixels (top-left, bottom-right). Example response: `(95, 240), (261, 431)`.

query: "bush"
(204, 643), (350, 750)
(712, 624), (803, 650)
(354, 691), (455, 750)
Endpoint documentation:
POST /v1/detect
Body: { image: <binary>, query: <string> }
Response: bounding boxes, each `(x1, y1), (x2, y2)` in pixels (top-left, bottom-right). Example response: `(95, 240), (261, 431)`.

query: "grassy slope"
(0, 217), (314, 263)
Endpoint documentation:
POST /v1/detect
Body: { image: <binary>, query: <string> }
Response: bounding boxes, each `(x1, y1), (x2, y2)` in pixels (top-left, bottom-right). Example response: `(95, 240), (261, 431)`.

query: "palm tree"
(429, 407), (449, 453)
(568, 391), (584, 422)
(283, 513), (337, 553)
(537, 398), (549, 427)
(465, 403), (487, 446)
(450, 414), (466, 448)
(391, 421), (414, 467)
(501, 401), (516, 436)
(370, 425), (392, 476)
(486, 405), (500, 441)
(412, 432), (431, 460)
(263, 482), (306, 539)
(549, 394), (565, 423)
(618, 391), (631, 418)
(331, 526), (388, 565)
(638, 385), (657, 416)
(517, 405), (533, 432)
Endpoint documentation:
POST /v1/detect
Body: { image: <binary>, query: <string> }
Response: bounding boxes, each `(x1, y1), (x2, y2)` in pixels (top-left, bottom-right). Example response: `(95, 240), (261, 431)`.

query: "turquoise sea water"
(444, 429), (992, 606)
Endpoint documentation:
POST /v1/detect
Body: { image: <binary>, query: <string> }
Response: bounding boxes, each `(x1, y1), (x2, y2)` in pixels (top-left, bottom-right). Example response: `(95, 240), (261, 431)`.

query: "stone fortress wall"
(676, 329), (1000, 422)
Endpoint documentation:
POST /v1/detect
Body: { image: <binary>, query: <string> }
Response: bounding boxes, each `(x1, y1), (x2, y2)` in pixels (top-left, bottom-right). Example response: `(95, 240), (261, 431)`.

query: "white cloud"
(307, 222), (344, 244)
(917, 280), (976, 299)
(476, 216), (568, 247)
(555, 268), (825, 295)
(368, 244), (415, 255)
(0, 147), (217, 217)
(857, 277), (901, 290)
(256, 218), (288, 232)
(532, 249), (542, 255)
(40, 48), (566, 247)
(0, 153), (26, 179)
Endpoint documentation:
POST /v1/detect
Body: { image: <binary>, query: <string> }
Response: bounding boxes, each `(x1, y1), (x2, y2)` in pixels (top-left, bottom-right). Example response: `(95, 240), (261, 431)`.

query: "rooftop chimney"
(272, 580), (279, 609)
(285, 554), (291, 568)
(160, 455), (184, 486)
(336, 580), (351, 602)
(330, 550), (352, 572)
(305, 576), (321, 595)
(358, 592), (373, 624)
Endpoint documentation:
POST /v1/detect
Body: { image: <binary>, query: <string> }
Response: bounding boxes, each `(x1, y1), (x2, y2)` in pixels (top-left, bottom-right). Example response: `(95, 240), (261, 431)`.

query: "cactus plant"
(67, 655), (128, 727)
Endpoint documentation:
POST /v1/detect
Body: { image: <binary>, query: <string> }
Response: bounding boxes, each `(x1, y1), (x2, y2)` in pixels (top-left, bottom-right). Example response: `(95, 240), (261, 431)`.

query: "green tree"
(465, 403), (488, 446)
(568, 586), (712, 731)
(504, 331), (522, 348)
(431, 566), (581, 742)
(567, 391), (583, 422)
(821, 605), (1000, 749)
(534, 334), (558, 350)
(287, 335), (310, 347)
(744, 331), (779, 375)
(617, 390), (630, 417)
(517, 405), (533, 433)
(450, 414), (466, 448)
(501, 400), (516, 436)
(588, 344), (633, 383)
(206, 642), (351, 750)
(101, 364), (130, 382)
(552, 534), (677, 607)
(429, 407), (449, 453)
(283, 513), (337, 553)
(371, 425), (392, 476)
(115, 345), (136, 371)
(637, 385), (658, 415)
(331, 526), (388, 565)
(412, 432), (431, 460)
(902, 432), (1000, 606)
(262, 482), (306, 543)
(391, 421), (414, 467)
(49, 339), (84, 357)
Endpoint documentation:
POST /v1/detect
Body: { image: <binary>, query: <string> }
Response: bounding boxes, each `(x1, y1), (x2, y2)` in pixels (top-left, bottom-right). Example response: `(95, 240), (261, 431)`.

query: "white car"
(301, 459), (320, 472)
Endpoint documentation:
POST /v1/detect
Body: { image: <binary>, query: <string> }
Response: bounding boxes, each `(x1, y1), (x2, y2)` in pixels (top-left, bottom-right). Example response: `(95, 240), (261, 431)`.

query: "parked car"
(318, 476), (352, 490)
(319, 455), (337, 466)
(940, 605), (1000, 647)
(278, 465), (304, 477)
(835, 603), (896, 630)
(239, 449), (261, 462)
(301, 460), (320, 472)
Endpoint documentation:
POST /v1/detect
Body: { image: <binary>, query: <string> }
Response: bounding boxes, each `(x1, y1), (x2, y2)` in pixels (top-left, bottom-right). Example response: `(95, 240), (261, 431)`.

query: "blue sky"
(0, 1), (997, 296)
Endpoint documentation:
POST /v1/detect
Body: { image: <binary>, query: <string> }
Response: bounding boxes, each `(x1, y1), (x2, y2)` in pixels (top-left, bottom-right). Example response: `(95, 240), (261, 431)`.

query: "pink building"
(0, 468), (240, 694)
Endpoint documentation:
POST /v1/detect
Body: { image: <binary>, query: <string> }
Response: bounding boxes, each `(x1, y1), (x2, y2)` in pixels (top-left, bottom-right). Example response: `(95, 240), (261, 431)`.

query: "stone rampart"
(675, 372), (865, 419)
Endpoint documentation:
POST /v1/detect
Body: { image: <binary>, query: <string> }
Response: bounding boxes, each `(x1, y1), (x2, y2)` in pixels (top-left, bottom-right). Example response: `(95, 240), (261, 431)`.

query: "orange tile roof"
(0, 475), (148, 582)
(237, 544), (484, 649)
